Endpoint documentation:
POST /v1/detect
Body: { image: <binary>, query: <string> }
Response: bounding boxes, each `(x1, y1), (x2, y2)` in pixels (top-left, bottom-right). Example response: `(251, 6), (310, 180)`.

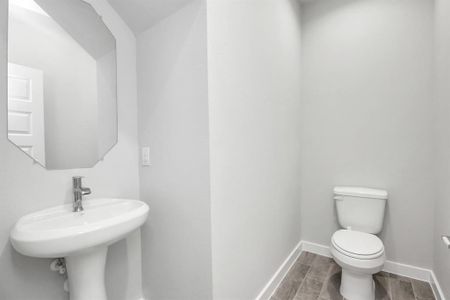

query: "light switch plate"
(142, 147), (151, 166)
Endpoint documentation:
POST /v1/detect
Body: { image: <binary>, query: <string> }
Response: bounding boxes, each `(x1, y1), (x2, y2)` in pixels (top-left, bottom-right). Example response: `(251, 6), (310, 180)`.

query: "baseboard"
(300, 241), (331, 258)
(382, 260), (431, 281)
(255, 241), (303, 300)
(430, 271), (446, 300)
(256, 240), (446, 300)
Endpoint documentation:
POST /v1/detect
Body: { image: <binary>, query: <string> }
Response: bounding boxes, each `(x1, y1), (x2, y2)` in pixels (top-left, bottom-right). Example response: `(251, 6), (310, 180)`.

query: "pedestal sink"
(10, 198), (149, 300)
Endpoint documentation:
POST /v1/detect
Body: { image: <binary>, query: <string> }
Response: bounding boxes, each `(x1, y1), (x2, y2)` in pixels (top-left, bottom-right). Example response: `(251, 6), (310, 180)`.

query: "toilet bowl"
(331, 229), (385, 300)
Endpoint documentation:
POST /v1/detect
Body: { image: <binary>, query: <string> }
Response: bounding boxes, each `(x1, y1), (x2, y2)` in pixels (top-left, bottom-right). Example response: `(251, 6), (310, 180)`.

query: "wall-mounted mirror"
(7, 0), (117, 169)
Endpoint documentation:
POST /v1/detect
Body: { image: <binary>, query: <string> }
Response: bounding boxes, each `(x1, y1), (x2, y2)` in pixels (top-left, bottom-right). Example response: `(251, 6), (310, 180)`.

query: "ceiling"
(107, 0), (193, 34)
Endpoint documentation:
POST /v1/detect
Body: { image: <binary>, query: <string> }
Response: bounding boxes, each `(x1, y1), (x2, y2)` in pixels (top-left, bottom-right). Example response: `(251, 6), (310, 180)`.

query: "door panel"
(7, 63), (45, 165)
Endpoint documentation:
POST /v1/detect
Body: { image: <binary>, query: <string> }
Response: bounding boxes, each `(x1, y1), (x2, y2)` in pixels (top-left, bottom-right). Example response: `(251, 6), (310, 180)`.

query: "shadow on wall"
(378, 200), (394, 260)
(301, 0), (362, 21)
(0, 238), (130, 300)
(0, 243), (67, 299)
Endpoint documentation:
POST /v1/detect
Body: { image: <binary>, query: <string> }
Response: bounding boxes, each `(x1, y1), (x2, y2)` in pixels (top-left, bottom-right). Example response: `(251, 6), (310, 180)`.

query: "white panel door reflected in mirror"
(7, 0), (118, 169)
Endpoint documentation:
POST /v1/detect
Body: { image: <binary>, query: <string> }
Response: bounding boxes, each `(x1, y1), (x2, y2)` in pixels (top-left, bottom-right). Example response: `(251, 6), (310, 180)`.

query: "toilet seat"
(332, 230), (384, 260)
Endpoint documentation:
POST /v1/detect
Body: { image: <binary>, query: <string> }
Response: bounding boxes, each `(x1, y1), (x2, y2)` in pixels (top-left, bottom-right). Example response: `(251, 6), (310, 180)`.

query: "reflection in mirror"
(7, 0), (117, 169)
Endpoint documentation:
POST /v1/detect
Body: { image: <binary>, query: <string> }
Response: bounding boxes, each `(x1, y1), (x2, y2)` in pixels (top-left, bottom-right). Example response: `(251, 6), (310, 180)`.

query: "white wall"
(300, 0), (435, 268)
(434, 0), (450, 296)
(207, 0), (303, 298)
(0, 0), (141, 299)
(137, 1), (213, 299)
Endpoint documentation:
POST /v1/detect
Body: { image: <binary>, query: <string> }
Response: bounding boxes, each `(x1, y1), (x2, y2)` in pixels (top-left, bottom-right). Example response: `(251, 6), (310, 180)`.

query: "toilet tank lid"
(334, 186), (388, 199)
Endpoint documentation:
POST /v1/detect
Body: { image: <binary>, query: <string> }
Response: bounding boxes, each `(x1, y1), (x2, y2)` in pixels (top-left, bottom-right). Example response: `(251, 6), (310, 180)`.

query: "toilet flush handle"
(442, 235), (450, 249)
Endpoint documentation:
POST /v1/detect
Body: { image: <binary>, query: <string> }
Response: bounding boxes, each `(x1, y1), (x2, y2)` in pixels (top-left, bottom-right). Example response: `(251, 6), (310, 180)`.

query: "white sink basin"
(10, 198), (149, 300)
(11, 198), (149, 258)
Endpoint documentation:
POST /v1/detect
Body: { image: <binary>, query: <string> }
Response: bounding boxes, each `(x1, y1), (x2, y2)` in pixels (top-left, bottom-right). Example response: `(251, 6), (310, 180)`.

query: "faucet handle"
(82, 187), (92, 196)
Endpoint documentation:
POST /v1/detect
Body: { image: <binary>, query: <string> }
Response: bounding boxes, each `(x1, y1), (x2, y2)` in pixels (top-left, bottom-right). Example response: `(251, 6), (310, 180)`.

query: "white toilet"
(330, 186), (388, 300)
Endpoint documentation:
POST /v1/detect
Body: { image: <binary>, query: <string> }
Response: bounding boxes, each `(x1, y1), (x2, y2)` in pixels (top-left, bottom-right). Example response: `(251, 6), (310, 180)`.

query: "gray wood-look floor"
(270, 252), (435, 300)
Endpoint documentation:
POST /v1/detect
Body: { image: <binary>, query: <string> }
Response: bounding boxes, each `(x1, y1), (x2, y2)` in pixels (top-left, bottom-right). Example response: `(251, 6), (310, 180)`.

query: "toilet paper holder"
(441, 235), (450, 249)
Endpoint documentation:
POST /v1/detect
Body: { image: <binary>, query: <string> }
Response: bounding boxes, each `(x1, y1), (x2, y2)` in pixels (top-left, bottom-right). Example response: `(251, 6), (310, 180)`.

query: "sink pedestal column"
(65, 246), (108, 300)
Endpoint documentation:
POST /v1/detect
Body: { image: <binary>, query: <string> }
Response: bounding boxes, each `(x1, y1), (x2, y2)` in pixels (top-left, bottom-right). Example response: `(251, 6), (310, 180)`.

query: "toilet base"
(340, 269), (375, 300)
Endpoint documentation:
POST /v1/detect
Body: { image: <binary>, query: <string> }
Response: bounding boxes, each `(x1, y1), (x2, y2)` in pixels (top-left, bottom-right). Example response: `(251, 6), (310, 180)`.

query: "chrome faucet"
(73, 176), (91, 212)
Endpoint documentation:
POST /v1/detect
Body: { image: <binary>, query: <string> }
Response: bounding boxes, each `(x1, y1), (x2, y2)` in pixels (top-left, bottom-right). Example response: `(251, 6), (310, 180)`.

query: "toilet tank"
(334, 186), (388, 234)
